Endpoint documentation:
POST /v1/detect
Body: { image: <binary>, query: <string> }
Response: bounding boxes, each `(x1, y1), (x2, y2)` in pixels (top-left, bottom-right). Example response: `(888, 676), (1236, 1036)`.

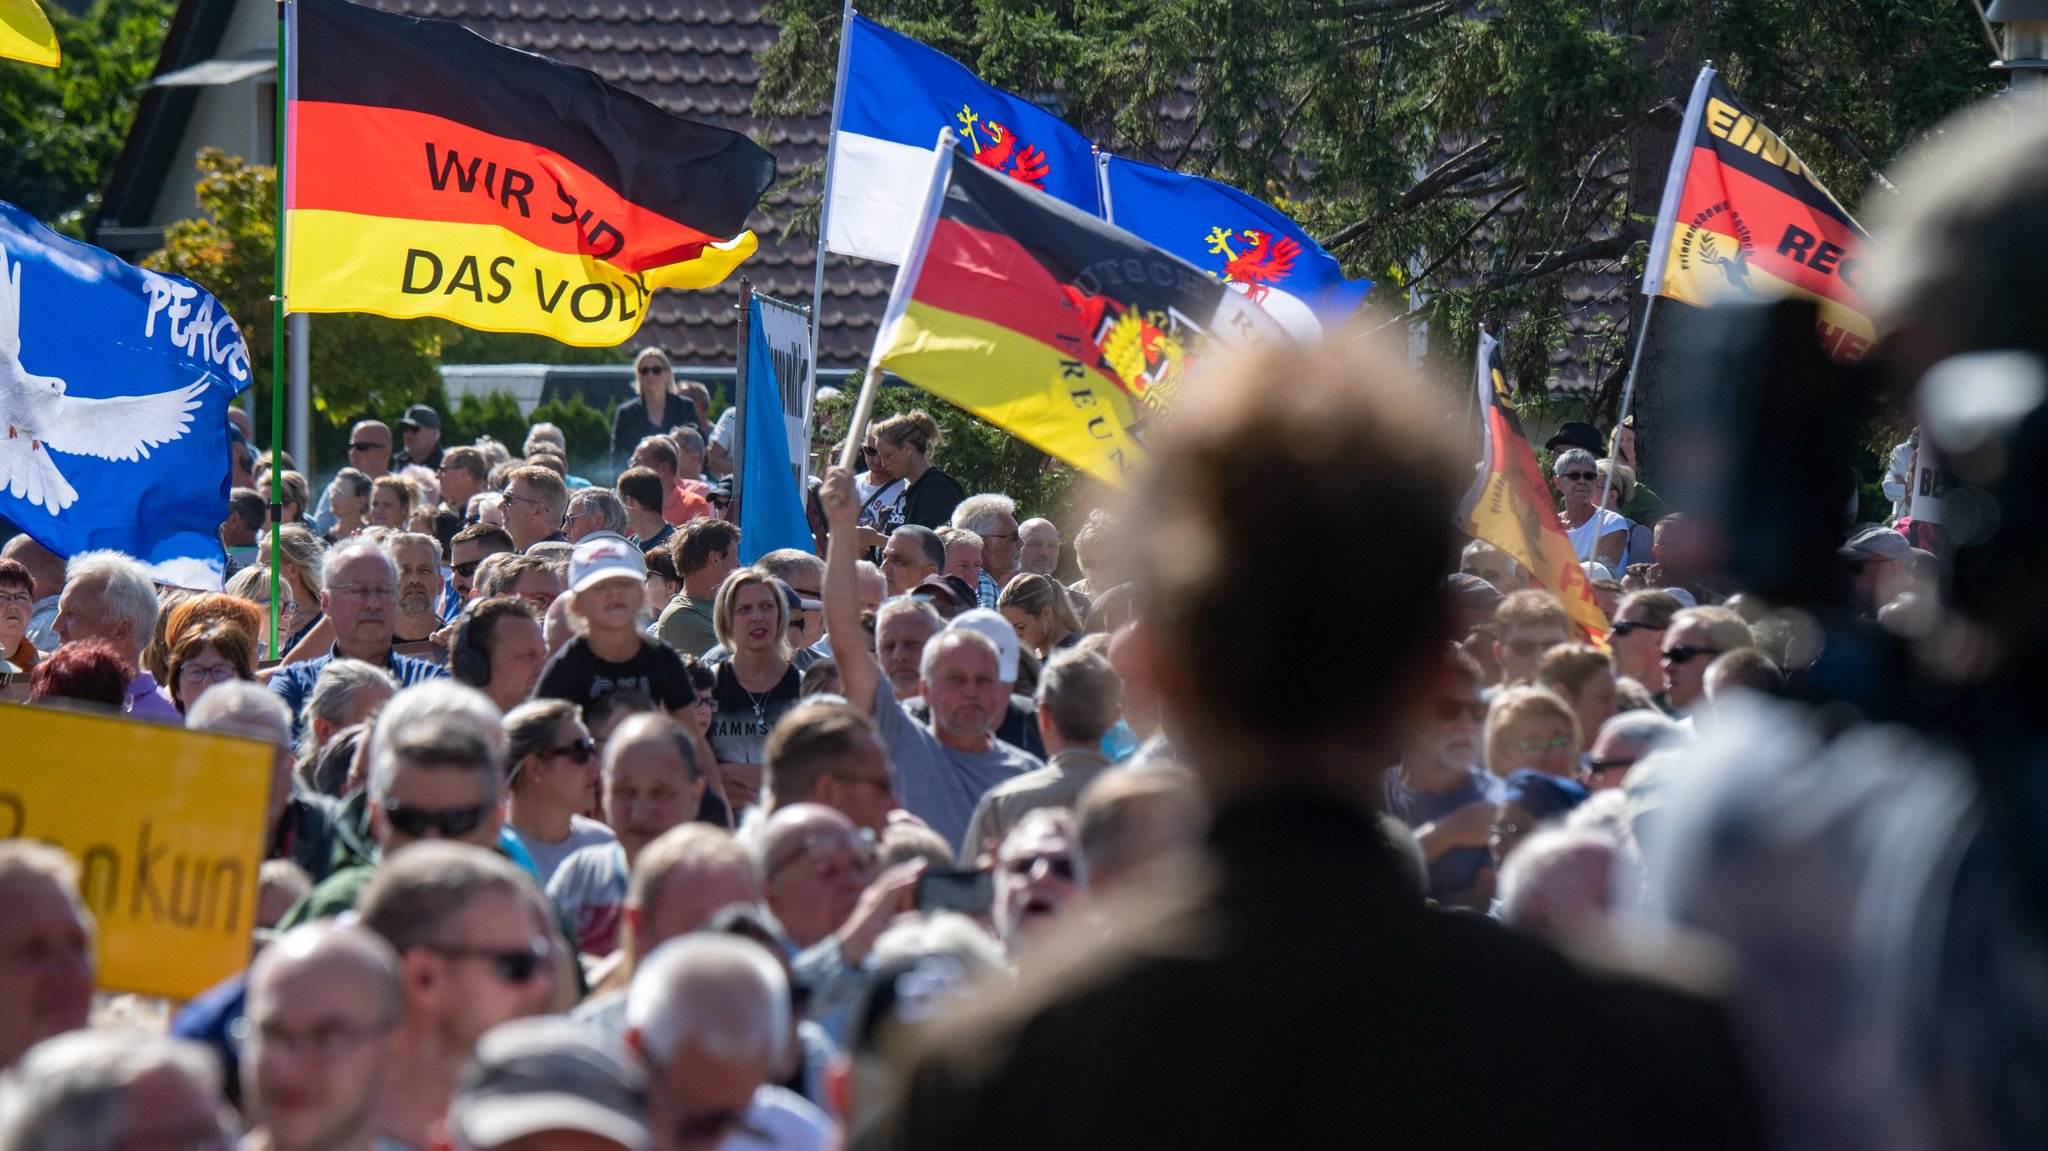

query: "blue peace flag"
(0, 201), (252, 587)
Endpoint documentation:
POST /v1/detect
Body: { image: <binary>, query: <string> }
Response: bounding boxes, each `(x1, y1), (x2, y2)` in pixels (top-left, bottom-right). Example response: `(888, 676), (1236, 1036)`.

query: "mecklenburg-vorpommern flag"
(827, 14), (1100, 265)
(0, 201), (250, 588)
(1100, 155), (1372, 339)
(1455, 330), (1608, 643)
(1641, 64), (1872, 362)
(285, 0), (775, 347)
(872, 140), (1277, 486)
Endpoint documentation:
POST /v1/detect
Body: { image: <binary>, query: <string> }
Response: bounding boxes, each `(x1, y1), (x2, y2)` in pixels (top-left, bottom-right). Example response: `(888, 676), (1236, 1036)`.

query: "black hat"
(1544, 420), (1603, 455)
(398, 404), (441, 430)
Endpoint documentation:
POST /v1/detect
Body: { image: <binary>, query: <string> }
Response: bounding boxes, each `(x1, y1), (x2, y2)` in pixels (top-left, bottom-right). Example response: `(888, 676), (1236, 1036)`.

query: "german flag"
(1642, 66), (1872, 362)
(1456, 331), (1608, 643)
(873, 142), (1277, 485)
(285, 0), (775, 346)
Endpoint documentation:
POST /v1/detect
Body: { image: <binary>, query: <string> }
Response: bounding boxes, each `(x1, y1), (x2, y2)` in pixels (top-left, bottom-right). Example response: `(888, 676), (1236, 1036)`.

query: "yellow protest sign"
(0, 706), (273, 999)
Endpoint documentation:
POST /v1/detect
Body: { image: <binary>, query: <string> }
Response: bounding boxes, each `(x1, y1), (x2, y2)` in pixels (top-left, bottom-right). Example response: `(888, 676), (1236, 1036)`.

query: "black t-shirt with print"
(536, 635), (696, 713)
(707, 661), (802, 765)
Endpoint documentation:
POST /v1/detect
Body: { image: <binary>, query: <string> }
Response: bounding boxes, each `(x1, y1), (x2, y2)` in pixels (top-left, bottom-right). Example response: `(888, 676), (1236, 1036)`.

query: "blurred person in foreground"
(240, 924), (402, 1151)
(862, 342), (1762, 1149)
(0, 1031), (228, 1151)
(0, 842), (95, 1072)
(438, 1017), (650, 1151)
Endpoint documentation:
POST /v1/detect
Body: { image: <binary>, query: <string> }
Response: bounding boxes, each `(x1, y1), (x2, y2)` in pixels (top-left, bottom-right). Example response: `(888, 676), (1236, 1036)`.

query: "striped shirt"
(270, 643), (448, 744)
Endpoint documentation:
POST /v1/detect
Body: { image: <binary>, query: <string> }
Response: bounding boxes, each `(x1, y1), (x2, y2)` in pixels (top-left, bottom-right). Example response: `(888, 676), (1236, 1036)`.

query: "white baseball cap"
(948, 608), (1020, 684)
(568, 537), (646, 594)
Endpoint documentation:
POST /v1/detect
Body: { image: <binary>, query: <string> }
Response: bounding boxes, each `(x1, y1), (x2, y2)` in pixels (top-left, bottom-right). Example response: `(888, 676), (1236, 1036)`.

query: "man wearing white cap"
(1839, 523), (1915, 615)
(537, 538), (698, 720)
(903, 608), (1045, 759)
(440, 1017), (650, 1151)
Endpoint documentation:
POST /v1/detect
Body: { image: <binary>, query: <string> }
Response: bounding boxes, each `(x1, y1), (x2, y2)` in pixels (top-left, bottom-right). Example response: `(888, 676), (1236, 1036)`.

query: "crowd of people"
(8, 104), (2048, 1151)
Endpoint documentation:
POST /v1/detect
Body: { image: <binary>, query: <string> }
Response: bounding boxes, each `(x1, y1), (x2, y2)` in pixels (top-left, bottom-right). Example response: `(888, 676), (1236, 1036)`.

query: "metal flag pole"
(806, 0), (856, 412)
(1598, 293), (1659, 513)
(267, 0), (290, 658)
(732, 278), (753, 521)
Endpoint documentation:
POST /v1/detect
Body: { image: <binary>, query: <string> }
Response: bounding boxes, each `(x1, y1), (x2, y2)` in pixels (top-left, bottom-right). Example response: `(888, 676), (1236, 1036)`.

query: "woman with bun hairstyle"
(871, 409), (965, 530)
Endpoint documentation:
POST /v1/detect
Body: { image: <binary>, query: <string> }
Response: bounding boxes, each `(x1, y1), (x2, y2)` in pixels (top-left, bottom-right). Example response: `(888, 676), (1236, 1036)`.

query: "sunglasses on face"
(348, 441), (386, 452)
(1559, 471), (1599, 483)
(425, 941), (549, 983)
(382, 802), (491, 839)
(1609, 619), (1662, 638)
(1003, 853), (1075, 881)
(1663, 644), (1718, 665)
(861, 445), (879, 457)
(546, 737), (596, 765)
(1586, 756), (1636, 775)
(452, 559), (481, 578)
(1432, 698), (1487, 723)
(1516, 735), (1572, 753)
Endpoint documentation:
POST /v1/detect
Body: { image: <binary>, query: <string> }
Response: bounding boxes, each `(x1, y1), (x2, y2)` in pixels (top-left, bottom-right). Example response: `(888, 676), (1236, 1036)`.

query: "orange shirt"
(664, 482), (713, 526)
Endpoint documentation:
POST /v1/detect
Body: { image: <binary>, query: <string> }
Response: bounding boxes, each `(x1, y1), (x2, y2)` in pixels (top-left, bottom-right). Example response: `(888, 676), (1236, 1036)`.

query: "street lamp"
(1988, 0), (2048, 92)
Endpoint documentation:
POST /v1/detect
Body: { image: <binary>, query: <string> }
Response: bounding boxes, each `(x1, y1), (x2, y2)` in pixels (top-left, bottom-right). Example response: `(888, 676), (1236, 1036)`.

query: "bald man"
(1018, 518), (1060, 577)
(242, 925), (403, 1151)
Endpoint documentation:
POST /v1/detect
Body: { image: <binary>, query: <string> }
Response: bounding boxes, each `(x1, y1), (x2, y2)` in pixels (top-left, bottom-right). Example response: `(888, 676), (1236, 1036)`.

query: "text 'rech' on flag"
(284, 0), (776, 347)
(1641, 65), (1872, 363)
(871, 139), (1277, 487)
(1456, 331), (1609, 643)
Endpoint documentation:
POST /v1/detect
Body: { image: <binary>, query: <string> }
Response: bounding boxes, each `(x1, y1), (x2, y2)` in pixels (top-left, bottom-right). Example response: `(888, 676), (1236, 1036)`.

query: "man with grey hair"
(298, 659), (398, 768)
(188, 682), (342, 883)
(1017, 517), (1059, 577)
(962, 650), (1122, 856)
(824, 471), (1041, 852)
(241, 924), (402, 1151)
(1585, 710), (1682, 793)
(627, 934), (815, 1151)
(0, 842), (94, 1071)
(442, 1018), (650, 1151)
(382, 532), (446, 644)
(565, 488), (632, 546)
(878, 525), (944, 597)
(52, 549), (174, 721)
(271, 538), (447, 745)
(281, 681), (508, 924)
(755, 548), (826, 656)
(951, 493), (1020, 608)
(0, 1031), (227, 1151)
(353, 843), (558, 1151)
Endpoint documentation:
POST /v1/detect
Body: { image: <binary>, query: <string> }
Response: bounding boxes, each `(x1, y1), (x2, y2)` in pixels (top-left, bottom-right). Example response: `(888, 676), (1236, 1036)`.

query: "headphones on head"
(451, 606), (491, 687)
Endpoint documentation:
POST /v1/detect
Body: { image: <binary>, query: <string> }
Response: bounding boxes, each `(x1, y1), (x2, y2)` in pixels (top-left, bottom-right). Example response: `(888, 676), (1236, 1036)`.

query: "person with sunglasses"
(1552, 447), (1627, 569)
(1489, 588), (1570, 689)
(611, 347), (702, 475)
(1483, 684), (1584, 783)
(355, 843), (560, 1151)
(1607, 588), (1682, 696)
(991, 808), (1088, 961)
(503, 700), (617, 885)
(1380, 650), (1502, 911)
(1659, 605), (1756, 717)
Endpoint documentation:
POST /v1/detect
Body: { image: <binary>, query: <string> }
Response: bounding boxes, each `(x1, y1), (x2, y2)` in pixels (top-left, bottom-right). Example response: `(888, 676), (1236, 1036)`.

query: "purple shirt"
(125, 671), (182, 723)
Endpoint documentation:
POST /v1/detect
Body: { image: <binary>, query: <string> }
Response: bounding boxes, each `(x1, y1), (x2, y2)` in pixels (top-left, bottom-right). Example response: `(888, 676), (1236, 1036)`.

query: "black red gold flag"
(284, 0), (775, 345)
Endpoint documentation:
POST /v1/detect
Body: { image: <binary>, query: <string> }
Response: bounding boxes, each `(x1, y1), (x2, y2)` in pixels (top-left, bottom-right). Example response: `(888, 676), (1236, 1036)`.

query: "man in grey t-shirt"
(817, 468), (1038, 854)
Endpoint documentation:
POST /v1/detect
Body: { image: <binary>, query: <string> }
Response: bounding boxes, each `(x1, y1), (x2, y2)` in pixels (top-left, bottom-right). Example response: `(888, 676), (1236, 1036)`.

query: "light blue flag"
(1101, 155), (1372, 339)
(0, 201), (251, 587)
(736, 297), (811, 565)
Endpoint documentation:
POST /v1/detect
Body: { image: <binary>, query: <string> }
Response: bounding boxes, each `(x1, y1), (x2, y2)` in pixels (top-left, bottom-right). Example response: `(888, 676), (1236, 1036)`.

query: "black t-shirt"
(897, 466), (967, 530)
(536, 635), (696, 713)
(707, 661), (802, 765)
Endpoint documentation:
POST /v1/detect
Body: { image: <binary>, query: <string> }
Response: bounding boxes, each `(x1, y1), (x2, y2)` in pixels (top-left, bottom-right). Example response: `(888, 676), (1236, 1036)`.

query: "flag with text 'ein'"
(285, 0), (776, 346)
(1456, 331), (1608, 643)
(1642, 65), (1872, 362)
(872, 142), (1278, 487)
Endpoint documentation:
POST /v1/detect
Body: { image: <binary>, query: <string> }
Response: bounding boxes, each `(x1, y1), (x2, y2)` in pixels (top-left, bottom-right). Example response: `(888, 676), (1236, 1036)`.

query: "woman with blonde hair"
(610, 346), (700, 472)
(368, 474), (416, 530)
(871, 409), (964, 529)
(1483, 685), (1584, 780)
(998, 572), (1085, 660)
(322, 467), (372, 542)
(707, 569), (801, 811)
(257, 524), (327, 651)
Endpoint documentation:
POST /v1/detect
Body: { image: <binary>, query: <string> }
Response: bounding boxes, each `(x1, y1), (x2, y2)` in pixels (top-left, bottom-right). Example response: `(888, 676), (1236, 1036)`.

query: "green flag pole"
(267, 0), (288, 659)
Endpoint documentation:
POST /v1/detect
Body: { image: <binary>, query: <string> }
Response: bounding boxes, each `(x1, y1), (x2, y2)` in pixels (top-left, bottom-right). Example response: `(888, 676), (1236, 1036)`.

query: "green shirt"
(655, 593), (719, 657)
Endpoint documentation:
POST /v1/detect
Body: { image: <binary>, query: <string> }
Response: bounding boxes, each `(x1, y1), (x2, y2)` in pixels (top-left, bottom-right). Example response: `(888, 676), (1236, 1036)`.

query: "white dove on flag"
(0, 254), (206, 513)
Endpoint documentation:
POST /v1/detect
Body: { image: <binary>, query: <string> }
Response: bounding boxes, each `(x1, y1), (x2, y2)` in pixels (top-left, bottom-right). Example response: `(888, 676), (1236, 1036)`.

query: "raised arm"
(821, 466), (881, 714)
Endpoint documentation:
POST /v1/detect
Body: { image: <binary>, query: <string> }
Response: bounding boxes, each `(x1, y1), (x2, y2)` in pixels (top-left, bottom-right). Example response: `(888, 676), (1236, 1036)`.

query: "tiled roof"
(371, 0), (891, 369)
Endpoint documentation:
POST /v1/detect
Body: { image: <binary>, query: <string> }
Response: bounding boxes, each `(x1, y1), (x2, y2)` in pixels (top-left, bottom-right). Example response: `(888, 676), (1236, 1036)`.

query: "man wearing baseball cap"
(903, 608), (1045, 759)
(395, 404), (444, 472)
(441, 1017), (649, 1151)
(1839, 523), (1916, 615)
(537, 537), (698, 719)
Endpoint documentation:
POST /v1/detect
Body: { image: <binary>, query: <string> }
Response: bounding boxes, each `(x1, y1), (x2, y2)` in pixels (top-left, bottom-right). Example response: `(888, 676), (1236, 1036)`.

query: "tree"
(0, 0), (175, 235)
(756, 0), (1997, 409)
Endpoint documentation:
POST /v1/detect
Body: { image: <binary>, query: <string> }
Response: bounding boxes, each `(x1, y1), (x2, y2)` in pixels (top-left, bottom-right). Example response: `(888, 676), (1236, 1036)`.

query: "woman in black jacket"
(610, 347), (702, 473)
(873, 409), (965, 529)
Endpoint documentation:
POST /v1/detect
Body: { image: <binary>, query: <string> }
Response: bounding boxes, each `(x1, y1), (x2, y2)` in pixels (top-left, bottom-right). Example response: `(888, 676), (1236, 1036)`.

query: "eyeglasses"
(501, 491), (546, 510)
(1490, 821), (1525, 840)
(328, 583), (396, 600)
(1002, 853), (1075, 881)
(829, 772), (894, 794)
(0, 590), (34, 607)
(1516, 735), (1572, 753)
(766, 831), (875, 880)
(348, 441), (387, 453)
(1662, 644), (1718, 665)
(1461, 566), (1503, 583)
(179, 662), (238, 685)
(1609, 619), (1662, 637)
(981, 532), (1017, 542)
(546, 737), (596, 765)
(1586, 756), (1636, 775)
(382, 802), (491, 839)
(423, 940), (549, 983)
(1558, 471), (1598, 483)
(239, 1018), (391, 1060)
(1432, 698), (1486, 723)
